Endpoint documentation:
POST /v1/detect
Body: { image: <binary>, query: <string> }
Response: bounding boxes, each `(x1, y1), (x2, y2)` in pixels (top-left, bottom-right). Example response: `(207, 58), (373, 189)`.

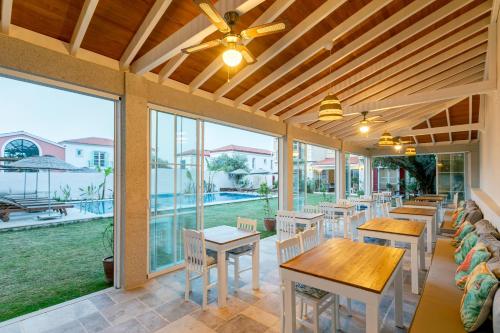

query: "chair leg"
(346, 297), (352, 317)
(184, 270), (190, 301)
(312, 303), (320, 333)
(202, 271), (208, 310)
(234, 256), (240, 291)
(299, 299), (304, 320)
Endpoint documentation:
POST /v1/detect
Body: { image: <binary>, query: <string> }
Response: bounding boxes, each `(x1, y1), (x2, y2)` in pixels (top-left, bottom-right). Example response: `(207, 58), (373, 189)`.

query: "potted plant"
(257, 182), (275, 231)
(102, 220), (114, 283)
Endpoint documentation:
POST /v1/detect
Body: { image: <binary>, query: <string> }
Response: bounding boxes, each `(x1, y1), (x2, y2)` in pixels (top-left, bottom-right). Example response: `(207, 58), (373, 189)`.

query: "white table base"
(389, 213), (435, 253)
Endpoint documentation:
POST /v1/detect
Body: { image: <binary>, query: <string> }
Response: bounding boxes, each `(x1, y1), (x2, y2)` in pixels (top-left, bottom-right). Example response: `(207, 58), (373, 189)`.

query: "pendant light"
(405, 147), (416, 156)
(378, 131), (394, 146)
(319, 43), (343, 121)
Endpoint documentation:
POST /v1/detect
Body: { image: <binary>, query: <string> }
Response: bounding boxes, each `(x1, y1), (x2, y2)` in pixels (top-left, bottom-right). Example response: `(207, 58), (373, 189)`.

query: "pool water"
(78, 192), (261, 215)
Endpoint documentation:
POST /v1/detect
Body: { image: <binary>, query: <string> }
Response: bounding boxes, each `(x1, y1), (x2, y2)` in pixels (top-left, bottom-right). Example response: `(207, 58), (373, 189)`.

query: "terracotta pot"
(264, 217), (276, 232)
(103, 256), (114, 284)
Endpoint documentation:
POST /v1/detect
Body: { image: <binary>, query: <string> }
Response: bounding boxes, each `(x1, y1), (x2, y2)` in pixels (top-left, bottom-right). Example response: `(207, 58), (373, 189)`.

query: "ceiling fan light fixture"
(222, 47), (242, 67)
(318, 93), (343, 121)
(359, 124), (370, 133)
(394, 143), (402, 151)
(405, 147), (416, 156)
(378, 131), (394, 146)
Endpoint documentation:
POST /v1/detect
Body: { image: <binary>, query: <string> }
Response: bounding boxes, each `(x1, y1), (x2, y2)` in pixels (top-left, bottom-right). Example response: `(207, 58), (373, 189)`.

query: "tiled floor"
(0, 228), (430, 333)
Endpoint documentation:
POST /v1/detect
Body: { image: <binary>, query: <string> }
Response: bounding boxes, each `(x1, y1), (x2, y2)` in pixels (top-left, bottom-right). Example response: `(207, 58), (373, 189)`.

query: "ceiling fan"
(181, 0), (288, 67)
(351, 111), (386, 133)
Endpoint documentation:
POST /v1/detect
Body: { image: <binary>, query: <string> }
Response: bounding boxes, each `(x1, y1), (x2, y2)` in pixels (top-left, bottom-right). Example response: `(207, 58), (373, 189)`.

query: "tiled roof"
(211, 145), (272, 156)
(60, 137), (114, 147)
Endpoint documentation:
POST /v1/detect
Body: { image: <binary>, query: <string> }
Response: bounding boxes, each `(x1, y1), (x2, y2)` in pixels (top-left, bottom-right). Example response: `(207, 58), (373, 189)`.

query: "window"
(3, 139), (39, 158)
(264, 159), (267, 165)
(76, 149), (83, 157)
(93, 151), (106, 167)
(252, 158), (256, 169)
(437, 153), (466, 202)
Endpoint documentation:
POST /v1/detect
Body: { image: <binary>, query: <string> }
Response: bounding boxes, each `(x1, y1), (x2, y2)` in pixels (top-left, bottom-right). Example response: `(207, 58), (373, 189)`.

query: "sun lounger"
(0, 197), (73, 222)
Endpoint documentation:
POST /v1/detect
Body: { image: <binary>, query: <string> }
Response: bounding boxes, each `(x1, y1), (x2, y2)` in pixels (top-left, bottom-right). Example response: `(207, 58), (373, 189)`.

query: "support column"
(123, 72), (149, 289)
(336, 151), (346, 199)
(281, 135), (294, 210)
(365, 157), (372, 196)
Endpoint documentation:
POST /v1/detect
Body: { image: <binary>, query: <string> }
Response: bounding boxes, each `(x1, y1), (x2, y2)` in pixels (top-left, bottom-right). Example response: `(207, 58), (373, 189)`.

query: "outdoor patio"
(0, 231), (427, 333)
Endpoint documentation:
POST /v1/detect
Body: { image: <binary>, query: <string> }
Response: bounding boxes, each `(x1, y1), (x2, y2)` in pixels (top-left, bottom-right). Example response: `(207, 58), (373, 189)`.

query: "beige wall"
(0, 34), (352, 289)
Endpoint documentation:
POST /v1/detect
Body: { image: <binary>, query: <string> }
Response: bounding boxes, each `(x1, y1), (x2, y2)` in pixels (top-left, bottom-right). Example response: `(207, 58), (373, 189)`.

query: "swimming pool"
(78, 192), (262, 215)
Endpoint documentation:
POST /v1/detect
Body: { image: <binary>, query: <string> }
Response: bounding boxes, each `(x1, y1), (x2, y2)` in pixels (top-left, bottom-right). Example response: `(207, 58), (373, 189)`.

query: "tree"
(206, 154), (249, 189)
(373, 155), (436, 194)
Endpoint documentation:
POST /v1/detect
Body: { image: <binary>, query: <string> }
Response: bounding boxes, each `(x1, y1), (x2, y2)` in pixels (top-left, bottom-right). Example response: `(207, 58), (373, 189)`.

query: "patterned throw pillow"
(455, 243), (491, 289)
(455, 232), (479, 264)
(487, 256), (500, 278)
(460, 262), (499, 332)
(474, 220), (498, 235)
(453, 222), (475, 247)
(453, 210), (466, 228)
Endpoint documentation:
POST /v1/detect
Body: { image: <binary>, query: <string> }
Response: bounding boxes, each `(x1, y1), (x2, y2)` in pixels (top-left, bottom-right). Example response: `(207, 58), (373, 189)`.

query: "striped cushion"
(228, 245), (253, 255)
(295, 283), (329, 299)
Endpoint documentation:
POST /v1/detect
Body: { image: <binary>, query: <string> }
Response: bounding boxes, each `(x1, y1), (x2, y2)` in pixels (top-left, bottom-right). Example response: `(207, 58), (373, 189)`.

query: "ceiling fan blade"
(367, 115), (381, 121)
(351, 122), (361, 127)
(238, 45), (256, 64)
(181, 39), (222, 54)
(241, 21), (287, 39)
(194, 0), (231, 33)
(371, 120), (387, 123)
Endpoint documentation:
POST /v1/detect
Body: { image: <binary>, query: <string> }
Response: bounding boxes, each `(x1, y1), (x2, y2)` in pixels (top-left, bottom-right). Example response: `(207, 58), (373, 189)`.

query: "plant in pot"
(102, 220), (114, 284)
(257, 182), (275, 232)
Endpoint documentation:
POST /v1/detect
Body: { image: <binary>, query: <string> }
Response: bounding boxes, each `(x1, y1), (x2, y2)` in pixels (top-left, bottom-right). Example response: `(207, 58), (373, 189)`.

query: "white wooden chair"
(277, 210), (297, 241)
(395, 196), (403, 207)
(337, 198), (350, 206)
(227, 217), (257, 291)
(379, 201), (391, 217)
(319, 202), (339, 238)
(276, 236), (336, 333)
(299, 227), (320, 252)
(349, 210), (366, 241)
(183, 229), (218, 309)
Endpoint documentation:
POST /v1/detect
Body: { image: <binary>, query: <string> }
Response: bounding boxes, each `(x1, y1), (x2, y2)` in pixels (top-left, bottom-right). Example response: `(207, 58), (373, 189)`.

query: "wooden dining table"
(293, 211), (324, 241)
(204, 225), (260, 307)
(358, 218), (426, 294)
(330, 203), (356, 238)
(389, 207), (436, 253)
(280, 238), (405, 333)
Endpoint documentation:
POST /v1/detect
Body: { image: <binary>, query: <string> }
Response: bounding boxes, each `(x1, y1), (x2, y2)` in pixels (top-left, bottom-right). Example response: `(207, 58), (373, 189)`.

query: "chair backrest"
(395, 197), (403, 207)
(237, 217), (257, 232)
(302, 205), (319, 214)
(183, 229), (207, 273)
(382, 202), (391, 217)
(452, 192), (459, 207)
(337, 198), (350, 206)
(318, 202), (336, 221)
(276, 236), (302, 266)
(299, 227), (319, 252)
(276, 211), (296, 241)
(361, 194), (372, 200)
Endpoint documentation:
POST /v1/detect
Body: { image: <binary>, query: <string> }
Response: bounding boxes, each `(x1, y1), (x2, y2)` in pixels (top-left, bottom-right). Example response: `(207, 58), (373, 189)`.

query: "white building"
(59, 137), (114, 169)
(210, 145), (274, 173)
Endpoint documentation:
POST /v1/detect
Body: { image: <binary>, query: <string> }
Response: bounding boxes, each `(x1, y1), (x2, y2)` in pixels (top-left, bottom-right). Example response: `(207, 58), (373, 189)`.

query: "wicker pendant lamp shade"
(378, 131), (394, 146)
(318, 93), (343, 121)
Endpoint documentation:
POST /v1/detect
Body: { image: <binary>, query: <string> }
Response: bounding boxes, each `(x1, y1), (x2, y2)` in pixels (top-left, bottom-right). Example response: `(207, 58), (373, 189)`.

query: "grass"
(0, 193), (330, 322)
(0, 218), (113, 322)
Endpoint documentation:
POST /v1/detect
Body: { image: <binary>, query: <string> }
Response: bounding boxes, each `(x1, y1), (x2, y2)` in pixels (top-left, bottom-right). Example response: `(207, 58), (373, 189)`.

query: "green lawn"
(0, 193), (331, 322)
(0, 219), (113, 322)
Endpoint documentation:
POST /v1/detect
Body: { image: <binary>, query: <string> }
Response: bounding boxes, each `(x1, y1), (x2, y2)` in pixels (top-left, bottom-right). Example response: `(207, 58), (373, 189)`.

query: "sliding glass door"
(150, 110), (199, 272)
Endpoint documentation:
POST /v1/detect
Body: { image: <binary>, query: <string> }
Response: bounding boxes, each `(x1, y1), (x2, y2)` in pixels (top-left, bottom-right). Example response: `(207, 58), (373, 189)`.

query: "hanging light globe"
(405, 147), (416, 156)
(378, 131), (394, 146)
(318, 93), (343, 121)
(222, 48), (243, 67)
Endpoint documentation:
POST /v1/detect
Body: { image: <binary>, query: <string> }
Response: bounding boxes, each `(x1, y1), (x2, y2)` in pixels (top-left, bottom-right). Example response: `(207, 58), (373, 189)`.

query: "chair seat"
(206, 249), (218, 265)
(295, 283), (329, 299)
(228, 244), (253, 255)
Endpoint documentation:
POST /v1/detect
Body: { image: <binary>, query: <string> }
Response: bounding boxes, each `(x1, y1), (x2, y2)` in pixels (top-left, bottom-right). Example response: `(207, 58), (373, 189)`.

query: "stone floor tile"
(0, 324), (22, 333)
(106, 287), (149, 304)
(206, 296), (250, 320)
(156, 315), (216, 333)
(79, 312), (110, 332)
(190, 309), (227, 330)
(101, 299), (149, 325)
(155, 299), (200, 322)
(101, 319), (148, 333)
(89, 294), (116, 310)
(41, 320), (86, 333)
(240, 305), (279, 328)
(136, 310), (168, 332)
(253, 293), (282, 317)
(216, 314), (268, 333)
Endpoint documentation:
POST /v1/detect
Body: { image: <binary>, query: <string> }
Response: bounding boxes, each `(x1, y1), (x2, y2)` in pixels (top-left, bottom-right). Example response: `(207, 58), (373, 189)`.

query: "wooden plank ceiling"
(3, 0), (493, 147)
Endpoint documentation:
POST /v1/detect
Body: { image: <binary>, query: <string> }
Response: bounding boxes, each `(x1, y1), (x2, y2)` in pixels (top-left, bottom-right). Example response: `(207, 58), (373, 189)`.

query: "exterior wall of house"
(63, 143), (114, 169)
(210, 150), (273, 172)
(0, 134), (65, 160)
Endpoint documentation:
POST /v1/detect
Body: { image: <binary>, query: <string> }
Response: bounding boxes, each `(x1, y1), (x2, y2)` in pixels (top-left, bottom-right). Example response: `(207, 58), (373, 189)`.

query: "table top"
(204, 225), (260, 245)
(403, 200), (439, 208)
(415, 196), (445, 202)
(333, 204), (356, 209)
(294, 212), (324, 219)
(280, 238), (405, 294)
(390, 206), (436, 216)
(356, 198), (376, 203)
(358, 218), (425, 237)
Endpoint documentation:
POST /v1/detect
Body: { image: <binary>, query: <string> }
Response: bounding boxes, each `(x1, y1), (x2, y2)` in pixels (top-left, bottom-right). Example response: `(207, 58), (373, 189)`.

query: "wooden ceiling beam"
(158, 53), (188, 82)
(0, 0), (13, 34)
(120, 0), (172, 69)
(212, 0), (349, 99)
(188, 0), (295, 91)
(234, 0), (392, 106)
(331, 72), (484, 137)
(131, 0), (265, 75)
(69, 0), (99, 56)
(469, 95), (473, 141)
(445, 107), (452, 141)
(275, 2), (490, 120)
(394, 123), (482, 137)
(427, 119), (436, 144)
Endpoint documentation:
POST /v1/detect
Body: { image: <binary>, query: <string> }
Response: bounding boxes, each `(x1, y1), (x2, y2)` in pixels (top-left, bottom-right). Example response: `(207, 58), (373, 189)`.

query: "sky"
(0, 76), (115, 142)
(0, 75), (276, 150)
